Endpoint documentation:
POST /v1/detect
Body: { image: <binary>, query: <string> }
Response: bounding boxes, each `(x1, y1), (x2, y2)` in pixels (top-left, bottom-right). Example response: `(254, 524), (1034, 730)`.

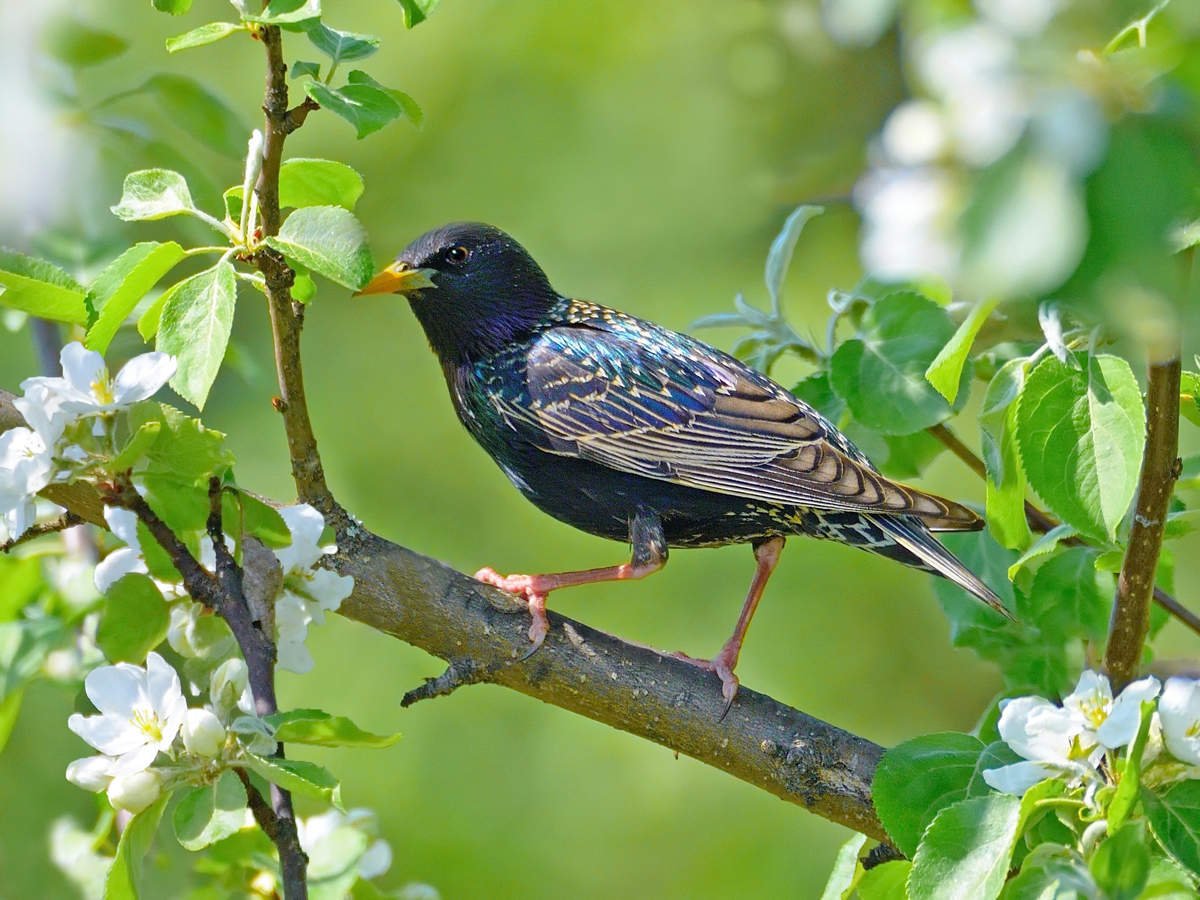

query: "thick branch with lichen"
(0, 389), (891, 843)
(1105, 356), (1182, 688)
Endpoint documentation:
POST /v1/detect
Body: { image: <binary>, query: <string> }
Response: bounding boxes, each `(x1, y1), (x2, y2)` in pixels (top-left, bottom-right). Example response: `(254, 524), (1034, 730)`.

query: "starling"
(359, 222), (1011, 704)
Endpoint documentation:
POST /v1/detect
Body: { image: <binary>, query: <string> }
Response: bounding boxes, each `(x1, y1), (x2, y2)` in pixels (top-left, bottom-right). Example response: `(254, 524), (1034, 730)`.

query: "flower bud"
(210, 658), (253, 716)
(182, 708), (226, 758)
(107, 770), (161, 814)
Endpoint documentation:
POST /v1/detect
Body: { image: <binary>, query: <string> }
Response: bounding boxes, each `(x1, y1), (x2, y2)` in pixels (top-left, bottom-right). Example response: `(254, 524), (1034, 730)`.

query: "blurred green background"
(1, 1), (1198, 897)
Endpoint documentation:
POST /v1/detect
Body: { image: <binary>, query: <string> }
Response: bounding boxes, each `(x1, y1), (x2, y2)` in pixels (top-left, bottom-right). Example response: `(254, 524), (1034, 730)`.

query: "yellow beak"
(354, 262), (437, 296)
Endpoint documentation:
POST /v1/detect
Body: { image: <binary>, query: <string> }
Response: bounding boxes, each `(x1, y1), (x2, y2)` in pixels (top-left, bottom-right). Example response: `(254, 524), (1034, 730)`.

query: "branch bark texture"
(0, 390), (889, 842)
(1106, 356), (1182, 688)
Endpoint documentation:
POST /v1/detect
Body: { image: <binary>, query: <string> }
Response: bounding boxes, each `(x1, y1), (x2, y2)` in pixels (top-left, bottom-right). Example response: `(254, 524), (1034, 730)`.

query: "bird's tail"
(872, 515), (1014, 621)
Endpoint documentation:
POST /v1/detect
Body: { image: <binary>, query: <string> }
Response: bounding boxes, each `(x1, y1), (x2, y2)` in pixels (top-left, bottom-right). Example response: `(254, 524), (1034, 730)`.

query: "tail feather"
(874, 515), (1014, 621)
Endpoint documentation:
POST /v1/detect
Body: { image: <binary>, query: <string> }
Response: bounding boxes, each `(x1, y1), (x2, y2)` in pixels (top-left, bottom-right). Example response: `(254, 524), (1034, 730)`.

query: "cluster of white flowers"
(0, 342), (175, 539)
(854, 4), (1098, 298)
(984, 670), (1200, 798)
(65, 652), (226, 813)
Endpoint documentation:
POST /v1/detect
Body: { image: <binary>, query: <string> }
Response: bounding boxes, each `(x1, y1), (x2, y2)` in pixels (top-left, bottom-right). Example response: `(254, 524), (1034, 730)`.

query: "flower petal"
(112, 352), (176, 405)
(276, 504), (327, 572)
(1160, 677), (1200, 766)
(94, 548), (147, 594)
(109, 742), (160, 776)
(1097, 675), (1160, 749)
(982, 760), (1058, 795)
(997, 695), (1079, 763)
(102, 506), (141, 548)
(65, 755), (117, 792)
(83, 663), (144, 717)
(68, 712), (145, 756)
(59, 342), (107, 397)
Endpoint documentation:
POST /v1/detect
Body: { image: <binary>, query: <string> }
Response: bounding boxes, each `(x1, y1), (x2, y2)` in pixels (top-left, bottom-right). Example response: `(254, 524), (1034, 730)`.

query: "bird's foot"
(474, 567), (550, 654)
(668, 648), (741, 716)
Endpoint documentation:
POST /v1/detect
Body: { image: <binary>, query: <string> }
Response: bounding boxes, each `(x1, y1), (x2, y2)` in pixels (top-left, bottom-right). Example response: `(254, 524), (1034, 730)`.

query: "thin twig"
(928, 422), (1200, 637)
(235, 767), (280, 841)
(1106, 357), (1182, 688)
(1, 512), (82, 552)
(401, 657), (486, 707)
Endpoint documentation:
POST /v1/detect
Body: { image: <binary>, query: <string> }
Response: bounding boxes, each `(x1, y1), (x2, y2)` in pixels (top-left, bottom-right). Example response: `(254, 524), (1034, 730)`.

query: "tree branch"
(1106, 356), (1182, 688)
(928, 422), (1200, 637)
(0, 390), (891, 844)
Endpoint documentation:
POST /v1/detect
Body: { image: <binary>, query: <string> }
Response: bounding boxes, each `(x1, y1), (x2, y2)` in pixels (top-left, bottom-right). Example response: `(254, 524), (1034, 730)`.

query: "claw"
(474, 567), (549, 657)
(668, 650), (741, 715)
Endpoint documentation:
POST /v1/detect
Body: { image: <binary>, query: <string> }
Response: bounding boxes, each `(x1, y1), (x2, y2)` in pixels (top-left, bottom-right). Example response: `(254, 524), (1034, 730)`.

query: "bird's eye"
(445, 246), (470, 266)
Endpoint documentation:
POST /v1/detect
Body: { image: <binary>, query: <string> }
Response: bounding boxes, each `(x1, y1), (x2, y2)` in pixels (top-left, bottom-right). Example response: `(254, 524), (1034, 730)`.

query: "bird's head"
(357, 222), (557, 363)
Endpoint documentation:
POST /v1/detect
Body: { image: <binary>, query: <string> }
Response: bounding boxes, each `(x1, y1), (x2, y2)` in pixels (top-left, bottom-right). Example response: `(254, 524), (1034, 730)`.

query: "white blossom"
(983, 695), (1093, 795)
(299, 808), (392, 881)
(984, 671), (1161, 796)
(210, 657), (256, 718)
(21, 342), (175, 423)
(0, 425), (53, 539)
(273, 504), (353, 673)
(65, 755), (117, 793)
(67, 652), (187, 776)
(1063, 670), (1159, 750)
(1159, 678), (1200, 766)
(94, 506), (150, 593)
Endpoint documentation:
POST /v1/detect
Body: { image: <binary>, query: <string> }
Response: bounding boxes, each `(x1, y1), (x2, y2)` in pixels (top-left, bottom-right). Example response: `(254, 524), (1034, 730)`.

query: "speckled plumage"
(364, 222), (1010, 697)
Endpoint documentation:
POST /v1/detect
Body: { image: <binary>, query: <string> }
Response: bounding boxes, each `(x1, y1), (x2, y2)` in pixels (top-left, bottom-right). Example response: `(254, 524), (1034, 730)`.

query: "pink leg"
(672, 537), (785, 711)
(475, 558), (664, 651)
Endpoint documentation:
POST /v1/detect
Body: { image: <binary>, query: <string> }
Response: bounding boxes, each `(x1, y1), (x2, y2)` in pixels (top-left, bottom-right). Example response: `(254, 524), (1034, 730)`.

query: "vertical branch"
(1105, 355), (1182, 688)
(254, 25), (338, 522)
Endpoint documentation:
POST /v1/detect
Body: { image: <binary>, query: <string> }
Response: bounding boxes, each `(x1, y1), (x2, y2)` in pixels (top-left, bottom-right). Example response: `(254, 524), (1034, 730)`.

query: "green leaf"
(131, 404), (234, 487)
(980, 358), (1032, 550)
(173, 771), (247, 851)
(246, 754), (339, 803)
(873, 732), (986, 858)
(1003, 844), (1096, 899)
(1023, 547), (1110, 643)
(1006, 523), (1077, 580)
(0, 688), (23, 755)
(43, 20), (128, 67)
(829, 292), (962, 435)
(110, 421), (163, 471)
(764, 205), (823, 309)
(1091, 821), (1151, 900)
(280, 159), (365, 210)
(291, 60), (321, 80)
(0, 249), (87, 324)
(104, 792), (168, 900)
(856, 860), (910, 899)
(246, 0), (322, 27)
(152, 0), (192, 13)
(157, 262), (238, 409)
(305, 22), (380, 66)
(1142, 855), (1199, 898)
(166, 22), (243, 53)
(908, 794), (1022, 900)
(85, 242), (185, 353)
(1180, 371), (1200, 428)
(139, 74), (247, 159)
(111, 169), (197, 222)
(266, 709), (401, 749)
(222, 491), (291, 548)
(818, 832), (866, 900)
(1110, 702), (1155, 832)
(96, 574), (169, 664)
(265, 206), (373, 290)
(397, 0), (440, 27)
(305, 71), (422, 140)
(1144, 781), (1200, 877)
(1015, 354), (1146, 542)
(292, 269), (316, 303)
(927, 299), (999, 405)
(0, 619), (65, 702)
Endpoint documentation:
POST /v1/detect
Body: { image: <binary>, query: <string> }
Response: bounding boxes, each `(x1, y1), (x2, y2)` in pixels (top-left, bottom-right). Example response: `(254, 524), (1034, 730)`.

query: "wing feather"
(497, 314), (980, 529)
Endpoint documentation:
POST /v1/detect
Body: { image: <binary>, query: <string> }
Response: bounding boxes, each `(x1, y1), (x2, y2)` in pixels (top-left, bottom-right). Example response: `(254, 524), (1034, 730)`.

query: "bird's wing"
(493, 319), (979, 529)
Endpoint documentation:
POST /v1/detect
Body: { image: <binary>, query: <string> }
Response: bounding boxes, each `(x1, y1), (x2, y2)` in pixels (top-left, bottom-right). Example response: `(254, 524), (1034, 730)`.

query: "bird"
(358, 222), (1012, 707)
